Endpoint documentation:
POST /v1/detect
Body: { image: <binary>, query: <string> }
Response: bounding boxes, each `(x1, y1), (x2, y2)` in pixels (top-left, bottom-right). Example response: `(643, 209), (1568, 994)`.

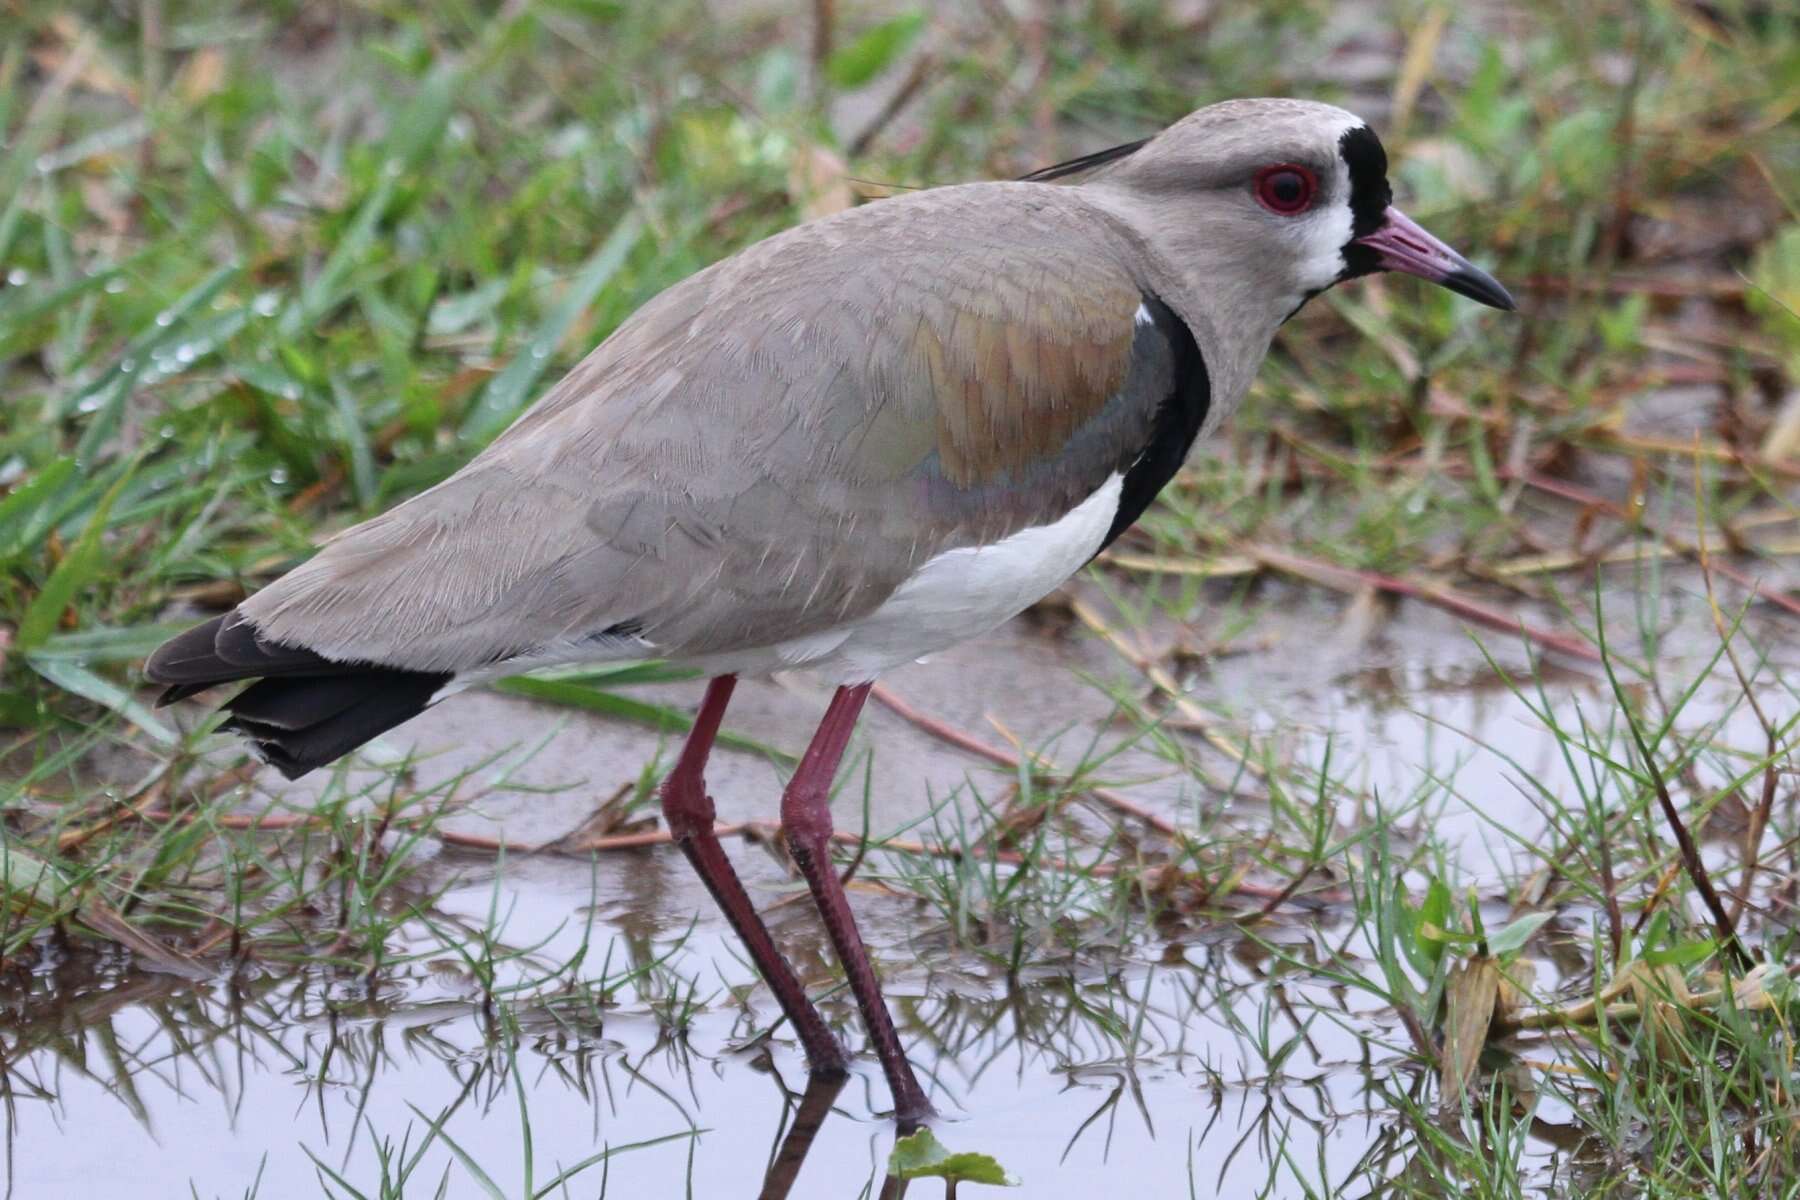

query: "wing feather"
(232, 183), (1187, 671)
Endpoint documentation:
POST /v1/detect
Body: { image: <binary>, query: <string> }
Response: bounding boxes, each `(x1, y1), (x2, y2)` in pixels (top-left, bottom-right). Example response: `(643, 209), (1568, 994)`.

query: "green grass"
(3, 0), (1800, 1196)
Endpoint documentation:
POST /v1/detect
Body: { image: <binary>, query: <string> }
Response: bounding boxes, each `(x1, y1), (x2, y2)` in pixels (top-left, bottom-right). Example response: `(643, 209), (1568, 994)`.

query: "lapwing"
(145, 98), (1515, 1125)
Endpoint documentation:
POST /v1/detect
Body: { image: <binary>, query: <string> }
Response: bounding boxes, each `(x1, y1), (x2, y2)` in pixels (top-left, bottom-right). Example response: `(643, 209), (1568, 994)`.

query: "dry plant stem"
(1610, 678), (1753, 971)
(810, 0), (833, 75)
(1066, 596), (1269, 776)
(1098, 550), (1260, 579)
(1695, 509), (1783, 928)
(1590, 430), (1800, 485)
(1516, 471), (1800, 619)
(1520, 273), (1747, 299)
(1251, 547), (1603, 663)
(1732, 747), (1780, 926)
(1632, 856), (1689, 941)
(57, 771), (170, 851)
(867, 681), (1182, 836)
(1253, 859), (1318, 918)
(847, 52), (934, 157)
(1595, 809), (1626, 963)
(1501, 966), (1781, 1034)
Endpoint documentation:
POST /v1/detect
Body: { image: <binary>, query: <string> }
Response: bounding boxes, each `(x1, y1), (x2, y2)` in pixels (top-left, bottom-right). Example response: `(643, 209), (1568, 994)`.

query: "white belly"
(693, 473), (1124, 683)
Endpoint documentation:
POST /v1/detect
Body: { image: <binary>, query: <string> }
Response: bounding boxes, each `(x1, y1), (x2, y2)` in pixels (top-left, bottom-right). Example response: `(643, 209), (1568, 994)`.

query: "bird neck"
(1076, 184), (1286, 436)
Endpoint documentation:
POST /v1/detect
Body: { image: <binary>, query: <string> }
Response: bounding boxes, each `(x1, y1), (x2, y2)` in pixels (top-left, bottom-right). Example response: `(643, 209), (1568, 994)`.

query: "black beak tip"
(1443, 267), (1517, 312)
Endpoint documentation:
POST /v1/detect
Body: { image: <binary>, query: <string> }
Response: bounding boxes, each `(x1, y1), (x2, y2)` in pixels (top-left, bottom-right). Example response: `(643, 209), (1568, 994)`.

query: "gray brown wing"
(239, 183), (1195, 671)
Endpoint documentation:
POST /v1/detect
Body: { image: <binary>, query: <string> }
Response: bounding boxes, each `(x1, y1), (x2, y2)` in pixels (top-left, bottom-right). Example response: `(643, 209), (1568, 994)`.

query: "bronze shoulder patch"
(914, 281), (1140, 487)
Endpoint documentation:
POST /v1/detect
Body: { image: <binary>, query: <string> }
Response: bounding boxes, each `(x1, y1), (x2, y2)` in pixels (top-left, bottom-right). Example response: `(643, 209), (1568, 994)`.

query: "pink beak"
(1353, 206), (1515, 311)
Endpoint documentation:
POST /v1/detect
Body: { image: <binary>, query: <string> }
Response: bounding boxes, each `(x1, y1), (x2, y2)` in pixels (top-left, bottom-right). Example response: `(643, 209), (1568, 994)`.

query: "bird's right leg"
(659, 674), (846, 1073)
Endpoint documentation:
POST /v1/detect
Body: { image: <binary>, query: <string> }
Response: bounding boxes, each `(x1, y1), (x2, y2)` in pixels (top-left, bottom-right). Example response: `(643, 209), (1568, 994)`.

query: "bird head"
(1050, 99), (1513, 375)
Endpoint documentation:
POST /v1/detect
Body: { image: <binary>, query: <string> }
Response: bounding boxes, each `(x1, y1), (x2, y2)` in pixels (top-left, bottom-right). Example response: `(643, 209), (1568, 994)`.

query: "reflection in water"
(0, 903), (1575, 1198)
(759, 1073), (847, 1199)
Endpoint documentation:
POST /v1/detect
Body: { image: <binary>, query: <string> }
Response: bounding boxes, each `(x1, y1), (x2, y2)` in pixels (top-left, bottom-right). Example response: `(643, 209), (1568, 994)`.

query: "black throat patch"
(1336, 124), (1392, 280)
(1098, 294), (1211, 552)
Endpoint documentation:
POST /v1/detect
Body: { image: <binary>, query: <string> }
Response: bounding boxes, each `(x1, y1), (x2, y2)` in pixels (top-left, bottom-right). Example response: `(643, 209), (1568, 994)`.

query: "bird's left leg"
(780, 682), (934, 1128)
(661, 674), (845, 1073)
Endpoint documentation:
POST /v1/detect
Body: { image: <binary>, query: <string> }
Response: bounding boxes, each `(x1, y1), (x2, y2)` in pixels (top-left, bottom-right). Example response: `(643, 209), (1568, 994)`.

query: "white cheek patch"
(1280, 112), (1370, 299)
(1291, 156), (1356, 294)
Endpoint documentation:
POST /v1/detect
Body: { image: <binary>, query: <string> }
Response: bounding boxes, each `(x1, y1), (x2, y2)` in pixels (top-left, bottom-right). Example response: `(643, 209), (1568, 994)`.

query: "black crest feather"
(1017, 137), (1151, 183)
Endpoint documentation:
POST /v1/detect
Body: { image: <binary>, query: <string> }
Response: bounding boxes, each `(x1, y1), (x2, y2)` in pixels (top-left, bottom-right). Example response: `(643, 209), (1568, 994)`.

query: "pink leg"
(661, 675), (845, 1073)
(781, 683), (933, 1127)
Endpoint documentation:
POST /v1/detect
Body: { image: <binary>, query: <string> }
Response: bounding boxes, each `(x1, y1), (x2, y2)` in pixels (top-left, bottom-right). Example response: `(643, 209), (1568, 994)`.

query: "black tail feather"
(224, 671), (449, 779)
(146, 609), (452, 779)
(227, 674), (374, 730)
(145, 612), (341, 702)
(155, 680), (218, 706)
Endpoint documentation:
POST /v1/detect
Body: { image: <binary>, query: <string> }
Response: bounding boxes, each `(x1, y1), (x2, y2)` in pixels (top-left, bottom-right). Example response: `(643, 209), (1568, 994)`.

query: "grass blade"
(459, 214), (643, 443)
(492, 675), (790, 761)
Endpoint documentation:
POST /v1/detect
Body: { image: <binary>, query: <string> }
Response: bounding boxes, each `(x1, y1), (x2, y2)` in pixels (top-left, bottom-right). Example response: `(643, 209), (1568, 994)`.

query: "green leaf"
(1635, 908), (1717, 968)
(64, 265), (240, 452)
(529, 1131), (700, 1198)
(887, 1129), (1017, 1187)
(1644, 938), (1717, 969)
(15, 468), (134, 651)
(1748, 223), (1800, 368)
(826, 11), (925, 89)
(0, 689), (40, 727)
(1467, 887), (1487, 945)
(0, 841), (73, 909)
(1633, 908), (1670, 964)
(25, 623), (190, 663)
(1486, 910), (1553, 958)
(459, 213), (643, 442)
(493, 676), (790, 761)
(290, 171), (398, 333)
(405, 1105), (506, 1200)
(1402, 876), (1453, 976)
(544, 660), (702, 687)
(25, 657), (177, 746)
(330, 373), (377, 508)
(0, 457), (77, 560)
(384, 63), (458, 174)
(0, 262), (124, 332)
(537, 0), (625, 19)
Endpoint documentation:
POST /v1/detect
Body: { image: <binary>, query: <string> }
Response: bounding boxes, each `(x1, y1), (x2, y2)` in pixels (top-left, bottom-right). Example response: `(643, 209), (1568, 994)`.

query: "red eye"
(1253, 164), (1317, 215)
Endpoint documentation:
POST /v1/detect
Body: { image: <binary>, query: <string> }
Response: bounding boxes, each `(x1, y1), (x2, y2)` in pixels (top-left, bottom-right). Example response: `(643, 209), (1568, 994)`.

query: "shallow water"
(8, 894), (1517, 1198)
(4, 568), (1789, 1198)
